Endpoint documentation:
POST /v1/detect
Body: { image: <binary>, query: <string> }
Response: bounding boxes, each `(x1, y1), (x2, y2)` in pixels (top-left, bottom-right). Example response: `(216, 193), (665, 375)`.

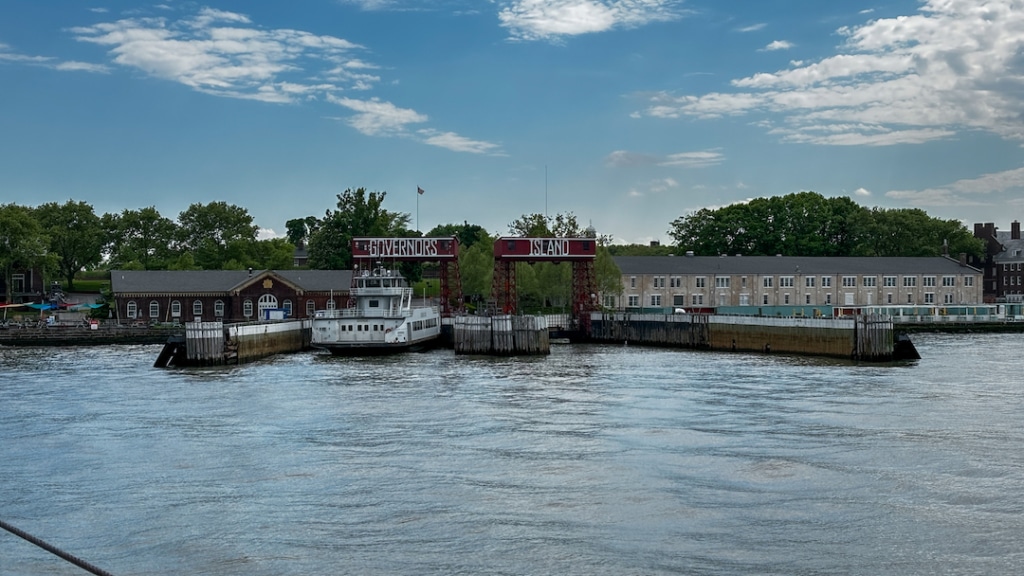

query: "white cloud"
(659, 150), (724, 168)
(54, 60), (111, 73)
(738, 23), (767, 33)
(605, 148), (723, 168)
(328, 96), (428, 136)
(0, 43), (109, 72)
(339, 0), (398, 10)
(648, 177), (679, 193)
(884, 165), (1024, 208)
(638, 0), (1024, 146)
(854, 187), (872, 196)
(761, 40), (793, 51)
(58, 7), (497, 153)
(604, 150), (659, 167)
(419, 129), (504, 155)
(498, 0), (685, 41)
(71, 8), (367, 102)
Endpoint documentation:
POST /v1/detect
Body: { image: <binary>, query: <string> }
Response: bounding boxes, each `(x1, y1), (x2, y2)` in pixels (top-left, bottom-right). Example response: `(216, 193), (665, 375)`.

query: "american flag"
(417, 186), (425, 195)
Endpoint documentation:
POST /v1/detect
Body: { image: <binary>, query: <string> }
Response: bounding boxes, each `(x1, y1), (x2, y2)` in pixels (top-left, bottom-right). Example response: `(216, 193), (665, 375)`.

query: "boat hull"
(313, 333), (441, 356)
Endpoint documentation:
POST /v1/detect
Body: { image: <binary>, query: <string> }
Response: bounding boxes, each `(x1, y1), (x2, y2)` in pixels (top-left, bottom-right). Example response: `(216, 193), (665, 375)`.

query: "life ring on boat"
(385, 327), (392, 334)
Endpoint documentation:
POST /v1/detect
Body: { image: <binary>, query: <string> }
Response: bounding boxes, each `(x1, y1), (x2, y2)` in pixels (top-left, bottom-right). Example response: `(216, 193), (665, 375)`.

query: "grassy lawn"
(65, 279), (110, 293)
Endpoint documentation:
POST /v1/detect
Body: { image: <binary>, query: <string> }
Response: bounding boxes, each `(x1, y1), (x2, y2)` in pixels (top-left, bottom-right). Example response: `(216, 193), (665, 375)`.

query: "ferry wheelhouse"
(311, 267), (441, 355)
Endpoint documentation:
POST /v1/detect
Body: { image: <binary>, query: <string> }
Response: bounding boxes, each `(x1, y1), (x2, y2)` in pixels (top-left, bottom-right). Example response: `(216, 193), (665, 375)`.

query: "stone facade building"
(608, 256), (984, 312)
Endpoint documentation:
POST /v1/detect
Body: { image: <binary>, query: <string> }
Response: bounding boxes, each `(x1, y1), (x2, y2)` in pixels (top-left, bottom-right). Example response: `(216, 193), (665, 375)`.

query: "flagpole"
(416, 187), (419, 232)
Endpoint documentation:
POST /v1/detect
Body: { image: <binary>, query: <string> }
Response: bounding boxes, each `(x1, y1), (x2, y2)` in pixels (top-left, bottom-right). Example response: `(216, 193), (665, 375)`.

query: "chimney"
(248, 267), (253, 277)
(942, 239), (949, 256)
(959, 253), (967, 267)
(974, 223), (983, 236)
(1013, 221), (1021, 240)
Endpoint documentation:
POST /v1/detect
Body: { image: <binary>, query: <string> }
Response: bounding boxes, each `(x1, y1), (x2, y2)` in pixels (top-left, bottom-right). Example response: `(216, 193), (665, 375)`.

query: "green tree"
(507, 212), (583, 237)
(103, 206), (179, 270)
(594, 246), (622, 307)
(668, 192), (873, 256)
(251, 237), (297, 270)
(34, 200), (104, 290)
(427, 221), (490, 250)
(459, 237), (495, 305)
(177, 202), (258, 270)
(285, 216), (320, 246)
(167, 251), (201, 271)
(0, 204), (50, 303)
(852, 208), (983, 258)
(307, 188), (411, 270)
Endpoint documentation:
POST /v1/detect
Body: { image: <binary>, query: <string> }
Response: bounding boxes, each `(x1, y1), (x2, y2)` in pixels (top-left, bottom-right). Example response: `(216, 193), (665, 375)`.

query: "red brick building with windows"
(0, 267), (49, 305)
(973, 221), (1024, 303)
(110, 269), (352, 324)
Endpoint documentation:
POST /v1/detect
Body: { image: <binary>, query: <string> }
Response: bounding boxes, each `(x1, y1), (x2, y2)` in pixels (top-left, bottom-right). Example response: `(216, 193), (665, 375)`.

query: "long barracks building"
(609, 255), (984, 312)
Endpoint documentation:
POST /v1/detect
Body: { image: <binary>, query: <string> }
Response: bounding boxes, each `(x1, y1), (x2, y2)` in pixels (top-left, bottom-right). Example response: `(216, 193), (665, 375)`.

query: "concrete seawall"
(589, 312), (912, 361)
(156, 320), (311, 367)
(0, 324), (179, 346)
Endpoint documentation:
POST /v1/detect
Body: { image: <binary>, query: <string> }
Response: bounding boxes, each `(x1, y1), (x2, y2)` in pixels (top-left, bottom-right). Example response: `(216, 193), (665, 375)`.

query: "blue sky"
(4, 0), (1024, 244)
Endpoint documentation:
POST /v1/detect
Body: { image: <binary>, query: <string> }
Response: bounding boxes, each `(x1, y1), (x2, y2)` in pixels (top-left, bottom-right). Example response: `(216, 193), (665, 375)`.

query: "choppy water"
(2, 334), (1023, 575)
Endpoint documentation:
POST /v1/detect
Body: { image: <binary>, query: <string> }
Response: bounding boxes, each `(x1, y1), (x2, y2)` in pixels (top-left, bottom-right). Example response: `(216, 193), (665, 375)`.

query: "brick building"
(973, 221), (1024, 303)
(110, 269), (351, 323)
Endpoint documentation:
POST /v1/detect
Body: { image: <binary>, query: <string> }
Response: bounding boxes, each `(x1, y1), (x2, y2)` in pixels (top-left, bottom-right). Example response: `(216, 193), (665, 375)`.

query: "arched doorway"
(258, 294), (278, 319)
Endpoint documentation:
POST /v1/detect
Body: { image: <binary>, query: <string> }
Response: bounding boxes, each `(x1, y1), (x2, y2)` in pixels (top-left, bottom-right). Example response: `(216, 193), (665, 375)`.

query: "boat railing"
(314, 308), (412, 319)
(350, 286), (411, 298)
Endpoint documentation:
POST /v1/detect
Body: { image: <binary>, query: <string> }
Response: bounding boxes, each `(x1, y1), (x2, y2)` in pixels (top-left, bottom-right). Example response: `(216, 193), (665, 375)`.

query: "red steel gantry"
(351, 237), (463, 316)
(490, 237), (599, 331)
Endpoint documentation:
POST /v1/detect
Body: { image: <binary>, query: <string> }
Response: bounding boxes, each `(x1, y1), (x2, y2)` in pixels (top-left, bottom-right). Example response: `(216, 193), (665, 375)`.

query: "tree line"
(1, 189), (985, 308)
(0, 190), (621, 312)
(664, 191), (984, 259)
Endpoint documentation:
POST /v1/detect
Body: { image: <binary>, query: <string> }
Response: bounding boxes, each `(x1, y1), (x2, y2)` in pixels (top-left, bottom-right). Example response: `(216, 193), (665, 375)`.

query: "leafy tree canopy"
(426, 221), (491, 250)
(668, 191), (983, 258)
(34, 199), (104, 290)
(307, 188), (411, 270)
(508, 212), (586, 238)
(0, 203), (50, 303)
(177, 201), (258, 270)
(285, 216), (319, 246)
(102, 206), (179, 270)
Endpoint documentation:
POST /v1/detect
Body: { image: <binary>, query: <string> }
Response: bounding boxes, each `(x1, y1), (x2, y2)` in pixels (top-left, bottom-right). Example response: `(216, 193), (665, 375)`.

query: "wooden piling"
(453, 315), (550, 355)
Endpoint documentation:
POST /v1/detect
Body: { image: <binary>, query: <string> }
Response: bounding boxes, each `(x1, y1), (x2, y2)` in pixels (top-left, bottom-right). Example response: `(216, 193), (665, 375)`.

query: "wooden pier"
(453, 315), (550, 355)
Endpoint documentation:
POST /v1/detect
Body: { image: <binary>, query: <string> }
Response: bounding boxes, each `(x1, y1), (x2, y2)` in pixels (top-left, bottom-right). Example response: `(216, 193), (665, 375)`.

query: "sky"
(3, 0), (1024, 244)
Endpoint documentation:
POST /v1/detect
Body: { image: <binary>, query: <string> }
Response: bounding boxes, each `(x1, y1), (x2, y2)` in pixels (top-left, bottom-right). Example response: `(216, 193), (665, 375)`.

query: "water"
(2, 334), (1022, 575)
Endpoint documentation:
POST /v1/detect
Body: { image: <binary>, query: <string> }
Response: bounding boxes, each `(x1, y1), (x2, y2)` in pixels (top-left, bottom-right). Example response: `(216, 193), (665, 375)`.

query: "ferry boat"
(311, 267), (441, 355)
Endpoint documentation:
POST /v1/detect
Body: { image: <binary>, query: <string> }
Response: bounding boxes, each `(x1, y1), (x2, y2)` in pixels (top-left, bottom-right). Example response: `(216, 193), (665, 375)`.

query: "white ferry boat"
(311, 267), (441, 355)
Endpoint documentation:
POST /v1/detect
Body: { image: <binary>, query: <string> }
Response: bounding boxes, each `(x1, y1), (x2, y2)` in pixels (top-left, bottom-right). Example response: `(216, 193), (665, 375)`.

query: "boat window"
(368, 279), (380, 288)
(368, 299), (380, 308)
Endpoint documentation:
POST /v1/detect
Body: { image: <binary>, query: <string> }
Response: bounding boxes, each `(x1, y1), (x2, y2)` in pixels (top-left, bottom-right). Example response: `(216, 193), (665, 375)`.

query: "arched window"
(193, 300), (203, 316)
(243, 299), (253, 318)
(283, 299), (292, 316)
(326, 299), (336, 310)
(126, 301), (137, 319)
(171, 300), (181, 318)
(149, 300), (160, 318)
(215, 300), (225, 317)
(306, 300), (315, 317)
(258, 294), (278, 317)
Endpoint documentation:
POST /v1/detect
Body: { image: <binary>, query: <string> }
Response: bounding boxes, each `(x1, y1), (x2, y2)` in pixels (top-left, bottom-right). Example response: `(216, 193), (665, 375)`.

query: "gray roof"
(993, 232), (1024, 262)
(612, 256), (981, 275)
(111, 269), (353, 295)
